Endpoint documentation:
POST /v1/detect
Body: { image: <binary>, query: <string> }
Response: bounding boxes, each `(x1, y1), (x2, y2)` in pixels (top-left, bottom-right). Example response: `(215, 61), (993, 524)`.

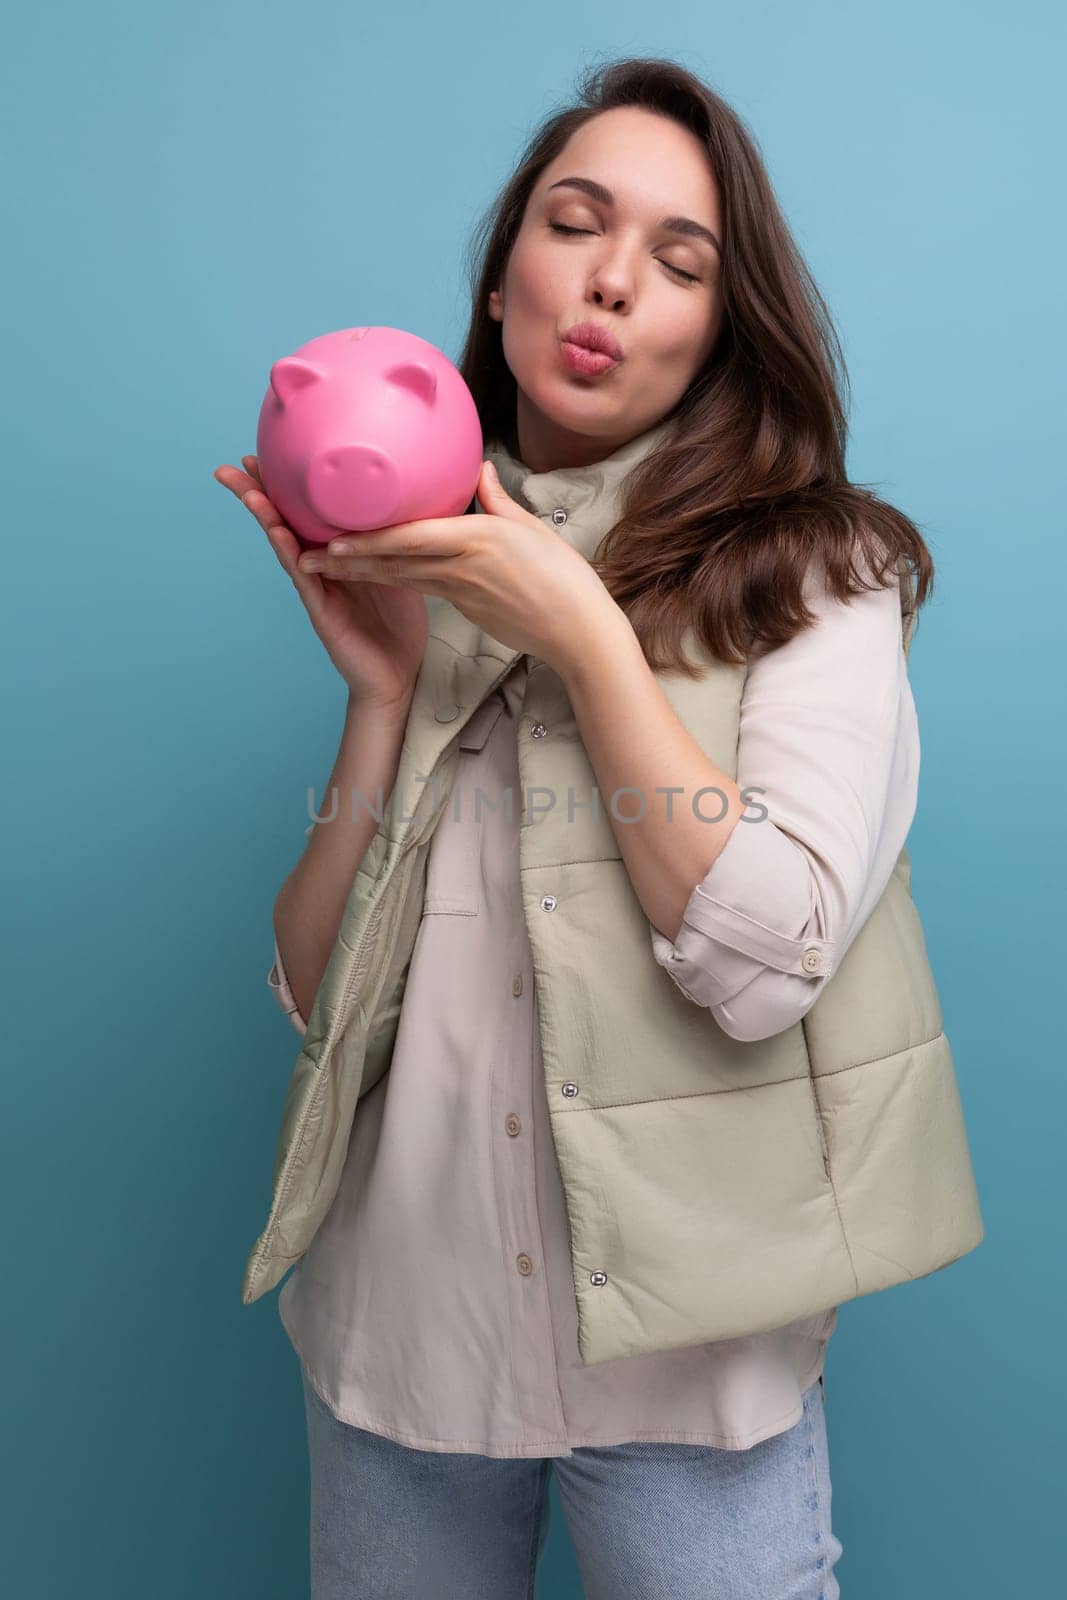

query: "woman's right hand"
(214, 455), (429, 716)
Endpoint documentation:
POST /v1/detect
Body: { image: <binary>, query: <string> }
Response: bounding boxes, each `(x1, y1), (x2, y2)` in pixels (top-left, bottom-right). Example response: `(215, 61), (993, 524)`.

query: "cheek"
(650, 294), (721, 370)
(507, 240), (573, 312)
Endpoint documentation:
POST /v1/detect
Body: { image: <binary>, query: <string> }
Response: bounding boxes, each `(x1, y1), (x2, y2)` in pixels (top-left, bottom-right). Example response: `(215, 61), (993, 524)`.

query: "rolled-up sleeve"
(268, 933), (308, 1037)
(649, 554), (920, 1042)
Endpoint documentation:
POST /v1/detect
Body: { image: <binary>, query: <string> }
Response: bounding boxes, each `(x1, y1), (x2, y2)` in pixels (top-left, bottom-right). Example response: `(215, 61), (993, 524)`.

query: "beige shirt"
(268, 560), (918, 1457)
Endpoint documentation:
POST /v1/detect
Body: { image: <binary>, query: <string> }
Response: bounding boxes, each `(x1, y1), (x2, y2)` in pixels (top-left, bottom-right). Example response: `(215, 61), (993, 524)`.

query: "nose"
(306, 444), (402, 531)
(589, 264), (629, 312)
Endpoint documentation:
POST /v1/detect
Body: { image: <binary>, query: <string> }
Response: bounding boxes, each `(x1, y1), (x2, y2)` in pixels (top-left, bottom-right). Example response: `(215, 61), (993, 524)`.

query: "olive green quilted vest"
(241, 419), (985, 1365)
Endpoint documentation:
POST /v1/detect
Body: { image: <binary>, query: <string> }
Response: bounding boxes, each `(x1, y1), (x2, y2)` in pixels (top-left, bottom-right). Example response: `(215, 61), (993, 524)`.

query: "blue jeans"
(301, 1369), (842, 1598)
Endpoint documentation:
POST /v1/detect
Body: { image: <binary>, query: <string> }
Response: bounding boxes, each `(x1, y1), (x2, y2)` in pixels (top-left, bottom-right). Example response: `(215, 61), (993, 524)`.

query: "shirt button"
(516, 1253), (534, 1276)
(434, 703), (460, 723)
(540, 895), (557, 911)
(531, 722), (548, 738)
(801, 947), (823, 974)
(512, 973), (524, 996)
(505, 1113), (521, 1136)
(551, 507), (568, 525)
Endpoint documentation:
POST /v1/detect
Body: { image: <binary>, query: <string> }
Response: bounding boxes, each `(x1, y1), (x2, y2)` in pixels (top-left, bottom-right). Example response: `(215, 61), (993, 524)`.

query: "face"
(487, 105), (725, 472)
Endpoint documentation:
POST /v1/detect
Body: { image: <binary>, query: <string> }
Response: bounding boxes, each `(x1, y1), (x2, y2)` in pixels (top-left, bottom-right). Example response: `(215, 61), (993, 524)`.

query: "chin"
(542, 376), (623, 429)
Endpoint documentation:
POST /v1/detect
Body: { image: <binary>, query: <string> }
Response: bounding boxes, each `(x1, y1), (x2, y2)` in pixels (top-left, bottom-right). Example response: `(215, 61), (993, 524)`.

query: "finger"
(229, 478), (293, 546)
(213, 463), (261, 501)
(335, 518), (471, 558)
(262, 519), (305, 581)
(268, 528), (334, 615)
(237, 486), (290, 537)
(266, 523), (329, 600)
(241, 454), (264, 487)
(300, 552), (457, 585)
(216, 468), (303, 572)
(215, 465), (281, 540)
(216, 466), (294, 547)
(213, 464), (327, 610)
(215, 464), (344, 609)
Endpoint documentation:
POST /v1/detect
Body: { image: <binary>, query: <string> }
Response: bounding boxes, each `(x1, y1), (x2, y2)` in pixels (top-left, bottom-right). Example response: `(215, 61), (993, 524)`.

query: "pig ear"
(383, 360), (437, 406)
(269, 358), (323, 406)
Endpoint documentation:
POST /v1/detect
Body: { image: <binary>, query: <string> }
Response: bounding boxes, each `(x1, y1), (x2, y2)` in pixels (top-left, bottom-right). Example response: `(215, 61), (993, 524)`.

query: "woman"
(216, 56), (983, 1600)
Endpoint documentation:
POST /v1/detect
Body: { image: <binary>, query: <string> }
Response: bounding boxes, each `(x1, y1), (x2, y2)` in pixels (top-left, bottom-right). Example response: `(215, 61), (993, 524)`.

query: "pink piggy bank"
(255, 326), (484, 548)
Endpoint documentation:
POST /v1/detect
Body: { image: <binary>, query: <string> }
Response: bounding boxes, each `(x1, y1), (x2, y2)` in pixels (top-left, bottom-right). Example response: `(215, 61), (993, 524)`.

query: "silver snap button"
(551, 507), (568, 525)
(801, 947), (823, 974)
(531, 722), (548, 738)
(590, 1271), (607, 1286)
(561, 1082), (579, 1098)
(434, 703), (460, 723)
(540, 895), (557, 911)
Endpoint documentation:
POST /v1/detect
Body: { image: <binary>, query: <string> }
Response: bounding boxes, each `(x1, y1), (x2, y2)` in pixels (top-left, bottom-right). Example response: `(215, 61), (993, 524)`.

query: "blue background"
(3, 1), (1062, 1594)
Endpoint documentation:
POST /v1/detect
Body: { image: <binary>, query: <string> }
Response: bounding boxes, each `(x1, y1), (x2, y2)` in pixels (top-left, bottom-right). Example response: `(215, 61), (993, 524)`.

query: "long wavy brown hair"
(457, 55), (934, 676)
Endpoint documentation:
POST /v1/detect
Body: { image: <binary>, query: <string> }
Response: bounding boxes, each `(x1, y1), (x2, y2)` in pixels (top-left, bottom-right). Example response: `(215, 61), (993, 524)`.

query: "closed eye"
(548, 221), (701, 284)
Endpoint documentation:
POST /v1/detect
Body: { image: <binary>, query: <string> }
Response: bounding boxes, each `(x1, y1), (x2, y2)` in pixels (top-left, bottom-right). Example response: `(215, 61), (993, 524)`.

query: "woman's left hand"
(295, 460), (623, 674)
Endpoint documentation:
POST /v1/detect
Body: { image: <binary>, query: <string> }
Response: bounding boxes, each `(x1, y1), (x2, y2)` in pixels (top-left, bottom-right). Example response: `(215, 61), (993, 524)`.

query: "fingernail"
(330, 541), (352, 555)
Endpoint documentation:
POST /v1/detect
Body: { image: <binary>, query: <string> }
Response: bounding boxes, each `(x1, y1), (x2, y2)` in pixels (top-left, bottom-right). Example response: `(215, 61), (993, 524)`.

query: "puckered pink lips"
(560, 321), (624, 377)
(561, 321), (625, 361)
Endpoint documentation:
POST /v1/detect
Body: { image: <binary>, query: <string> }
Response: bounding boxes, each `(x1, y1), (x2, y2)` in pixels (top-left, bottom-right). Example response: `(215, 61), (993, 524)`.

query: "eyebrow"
(545, 175), (721, 254)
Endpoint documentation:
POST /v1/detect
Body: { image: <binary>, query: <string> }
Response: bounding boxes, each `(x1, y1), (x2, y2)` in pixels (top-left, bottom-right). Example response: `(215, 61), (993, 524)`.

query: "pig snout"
(306, 444), (402, 532)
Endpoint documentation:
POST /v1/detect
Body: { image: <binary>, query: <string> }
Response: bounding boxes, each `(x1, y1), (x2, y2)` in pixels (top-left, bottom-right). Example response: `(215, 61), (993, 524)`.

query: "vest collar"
(398, 416), (678, 820)
(481, 416), (676, 564)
